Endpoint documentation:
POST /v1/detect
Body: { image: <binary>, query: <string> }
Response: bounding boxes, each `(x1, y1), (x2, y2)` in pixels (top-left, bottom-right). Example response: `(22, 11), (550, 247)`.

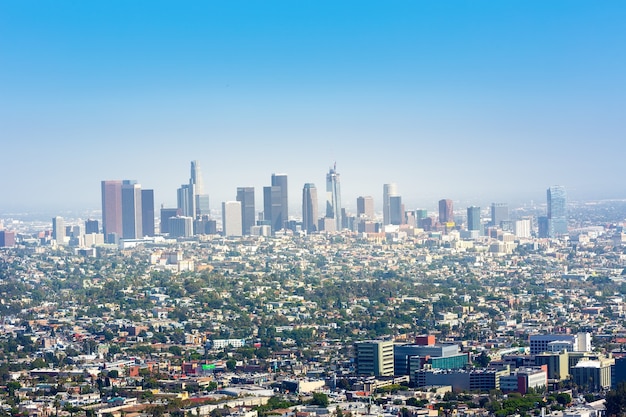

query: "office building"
(272, 173), (289, 229)
(236, 187), (255, 235)
(191, 160), (210, 217)
(141, 189), (155, 237)
(389, 196), (404, 225)
(500, 367), (547, 394)
(467, 206), (481, 231)
(571, 357), (614, 391)
(0, 231), (16, 247)
(222, 201), (242, 237)
(491, 203), (509, 227)
(355, 340), (394, 377)
(101, 180), (123, 241)
(530, 334), (575, 355)
(538, 216), (550, 238)
(263, 185), (283, 234)
(383, 183), (398, 225)
(52, 216), (66, 244)
(302, 183), (318, 234)
(85, 219), (99, 234)
(169, 216), (193, 238)
(121, 180), (142, 239)
(534, 352), (569, 381)
(325, 164), (342, 230)
(514, 219), (532, 238)
(357, 196), (374, 219)
(177, 183), (196, 218)
(415, 368), (509, 392)
(195, 215), (217, 235)
(395, 340), (465, 377)
(438, 199), (454, 224)
(160, 207), (180, 235)
(547, 185), (568, 237)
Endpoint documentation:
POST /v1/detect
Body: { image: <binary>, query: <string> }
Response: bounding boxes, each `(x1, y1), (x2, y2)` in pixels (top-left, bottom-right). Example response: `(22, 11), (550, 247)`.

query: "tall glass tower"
(191, 160), (210, 217)
(302, 183), (318, 233)
(383, 183), (398, 225)
(326, 164), (342, 230)
(547, 185), (567, 237)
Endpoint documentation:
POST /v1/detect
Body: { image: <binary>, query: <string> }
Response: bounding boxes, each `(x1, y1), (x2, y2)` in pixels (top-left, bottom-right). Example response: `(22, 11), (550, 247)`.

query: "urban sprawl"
(2, 162), (626, 417)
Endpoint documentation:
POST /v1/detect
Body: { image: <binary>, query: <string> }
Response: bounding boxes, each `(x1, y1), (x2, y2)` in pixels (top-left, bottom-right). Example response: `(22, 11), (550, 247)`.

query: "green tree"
(311, 393), (329, 407)
(606, 383), (626, 417)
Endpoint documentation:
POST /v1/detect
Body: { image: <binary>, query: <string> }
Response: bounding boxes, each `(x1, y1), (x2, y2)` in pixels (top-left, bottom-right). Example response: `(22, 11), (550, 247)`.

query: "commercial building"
(122, 180), (142, 239)
(547, 185), (568, 237)
(571, 357), (614, 391)
(302, 183), (318, 234)
(191, 160), (210, 217)
(357, 196), (374, 219)
(355, 340), (394, 377)
(500, 367), (548, 394)
(236, 187), (255, 235)
(438, 199), (454, 224)
(101, 180), (123, 240)
(222, 201), (243, 237)
(325, 164), (342, 230)
(467, 206), (481, 232)
(491, 203), (509, 227)
(383, 183), (398, 226)
(52, 216), (65, 244)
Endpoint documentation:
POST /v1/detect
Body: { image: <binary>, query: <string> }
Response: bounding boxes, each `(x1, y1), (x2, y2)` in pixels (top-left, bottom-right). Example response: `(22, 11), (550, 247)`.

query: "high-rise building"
(302, 183), (318, 234)
(0, 231), (15, 248)
(357, 196), (374, 219)
(547, 185), (567, 237)
(141, 189), (155, 237)
(160, 207), (181, 234)
(355, 340), (394, 376)
(222, 201), (243, 237)
(52, 216), (65, 244)
(169, 216), (193, 238)
(85, 219), (99, 234)
(271, 173), (288, 230)
(177, 183), (196, 218)
(325, 164), (342, 230)
(491, 203), (509, 228)
(263, 185), (283, 234)
(121, 180), (143, 239)
(538, 216), (550, 238)
(514, 219), (532, 238)
(191, 160), (210, 217)
(390, 196), (404, 225)
(438, 199), (454, 224)
(467, 206), (481, 231)
(236, 187), (255, 235)
(383, 183), (398, 225)
(101, 180), (123, 241)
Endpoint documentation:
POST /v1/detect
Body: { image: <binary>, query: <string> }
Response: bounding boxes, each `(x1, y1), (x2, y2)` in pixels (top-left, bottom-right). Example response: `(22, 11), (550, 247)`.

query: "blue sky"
(1, 1), (625, 214)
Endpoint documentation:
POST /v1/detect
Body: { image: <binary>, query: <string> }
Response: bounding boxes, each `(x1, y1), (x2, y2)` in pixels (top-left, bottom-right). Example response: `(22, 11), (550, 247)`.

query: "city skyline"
(1, 2), (625, 211)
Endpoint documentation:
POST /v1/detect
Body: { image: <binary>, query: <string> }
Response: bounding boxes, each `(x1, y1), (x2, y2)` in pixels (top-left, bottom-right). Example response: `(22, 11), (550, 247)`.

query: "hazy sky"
(1, 1), (625, 214)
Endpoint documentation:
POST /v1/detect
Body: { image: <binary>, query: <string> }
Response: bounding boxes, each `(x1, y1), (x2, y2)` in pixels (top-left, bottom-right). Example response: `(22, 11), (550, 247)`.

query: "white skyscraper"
(326, 163), (342, 230)
(222, 201), (242, 237)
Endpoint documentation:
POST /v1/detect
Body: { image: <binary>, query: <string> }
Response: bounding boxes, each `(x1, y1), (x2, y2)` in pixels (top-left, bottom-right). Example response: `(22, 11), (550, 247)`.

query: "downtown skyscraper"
(383, 183), (398, 225)
(101, 179), (154, 242)
(438, 199), (454, 224)
(191, 160), (210, 217)
(236, 187), (255, 235)
(326, 164), (342, 231)
(263, 173), (288, 233)
(302, 183), (318, 234)
(101, 180), (124, 241)
(547, 185), (568, 237)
